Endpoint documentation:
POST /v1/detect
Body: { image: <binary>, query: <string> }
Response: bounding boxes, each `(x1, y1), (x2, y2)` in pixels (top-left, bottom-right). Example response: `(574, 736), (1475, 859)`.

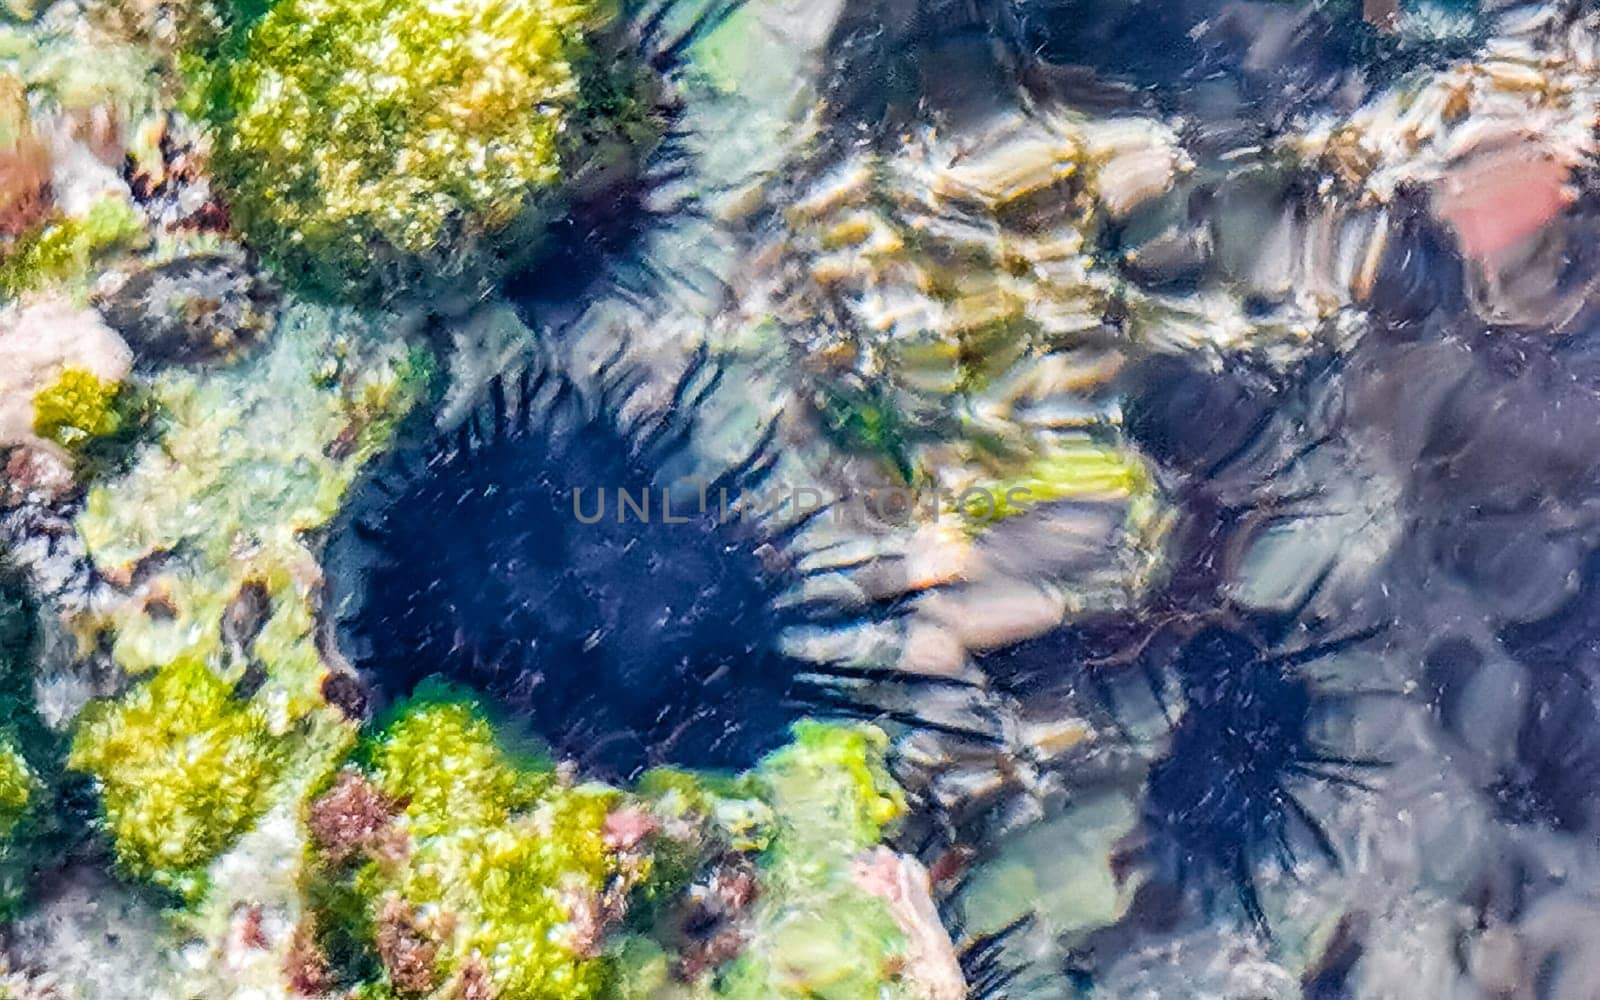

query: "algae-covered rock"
(627, 721), (960, 1000)
(75, 300), (425, 697)
(206, 0), (630, 301)
(65, 299), (426, 898)
(290, 686), (959, 1000)
(298, 684), (654, 998)
(93, 251), (279, 368)
(66, 654), (289, 901)
(709, 722), (923, 999)
(2, 863), (186, 999)
(0, 302), (132, 460)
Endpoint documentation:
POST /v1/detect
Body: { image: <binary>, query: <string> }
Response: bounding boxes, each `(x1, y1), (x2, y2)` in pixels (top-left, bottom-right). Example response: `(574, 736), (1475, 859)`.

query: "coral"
(333, 353), (814, 778)
(205, 0), (619, 299)
(66, 654), (289, 900)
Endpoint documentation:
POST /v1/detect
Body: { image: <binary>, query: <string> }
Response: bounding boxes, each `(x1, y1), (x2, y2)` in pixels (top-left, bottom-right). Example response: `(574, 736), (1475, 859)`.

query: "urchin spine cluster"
(334, 347), (870, 778)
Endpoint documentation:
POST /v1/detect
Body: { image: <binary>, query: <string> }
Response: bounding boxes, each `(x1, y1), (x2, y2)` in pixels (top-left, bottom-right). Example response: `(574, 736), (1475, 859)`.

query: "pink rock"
(0, 300), (132, 464)
(3, 446), (74, 503)
(1432, 139), (1576, 265)
(850, 847), (968, 1000)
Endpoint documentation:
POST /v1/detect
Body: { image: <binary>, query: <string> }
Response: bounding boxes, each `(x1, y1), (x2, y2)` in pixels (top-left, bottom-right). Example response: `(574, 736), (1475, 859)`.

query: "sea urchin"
(1142, 620), (1381, 931)
(331, 350), (817, 779)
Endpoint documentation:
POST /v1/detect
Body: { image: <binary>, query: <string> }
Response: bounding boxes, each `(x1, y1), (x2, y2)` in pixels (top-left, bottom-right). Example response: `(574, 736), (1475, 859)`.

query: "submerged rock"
(0, 300), (131, 467)
(93, 252), (277, 368)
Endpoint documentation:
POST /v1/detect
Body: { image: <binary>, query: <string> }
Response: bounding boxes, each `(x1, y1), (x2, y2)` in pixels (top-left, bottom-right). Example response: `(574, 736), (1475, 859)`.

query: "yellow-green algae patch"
(0, 742), (34, 843)
(305, 684), (628, 998)
(30, 366), (124, 450)
(952, 436), (1165, 532)
(67, 655), (288, 900)
(206, 0), (617, 298)
(0, 199), (146, 301)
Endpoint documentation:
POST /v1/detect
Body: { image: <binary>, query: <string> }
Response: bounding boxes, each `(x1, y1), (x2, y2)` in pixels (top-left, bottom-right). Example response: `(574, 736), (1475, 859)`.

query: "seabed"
(0, 0), (1595, 997)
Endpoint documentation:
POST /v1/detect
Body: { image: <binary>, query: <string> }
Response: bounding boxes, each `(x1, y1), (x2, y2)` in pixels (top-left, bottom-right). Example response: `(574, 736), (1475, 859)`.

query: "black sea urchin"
(967, 597), (1383, 933)
(332, 350), (819, 778)
(958, 350), (1386, 933)
(1140, 617), (1382, 931)
(1121, 360), (1385, 932)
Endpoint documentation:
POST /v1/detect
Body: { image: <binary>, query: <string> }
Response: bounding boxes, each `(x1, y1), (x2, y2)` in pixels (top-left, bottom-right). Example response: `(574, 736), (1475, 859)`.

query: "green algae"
(362, 684), (554, 836)
(31, 367), (124, 450)
(67, 655), (290, 901)
(306, 684), (626, 998)
(954, 437), (1163, 531)
(0, 743), (33, 842)
(201, 0), (617, 300)
(0, 200), (146, 301)
(816, 381), (919, 484)
(756, 721), (905, 858)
